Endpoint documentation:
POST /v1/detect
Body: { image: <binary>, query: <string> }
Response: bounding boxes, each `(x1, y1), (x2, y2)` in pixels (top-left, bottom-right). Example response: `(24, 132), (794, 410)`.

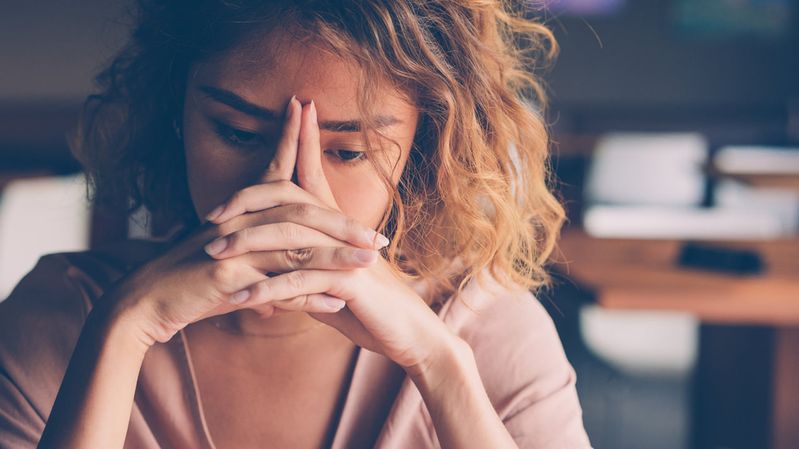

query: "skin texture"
(188, 32), (519, 449)
(181, 33), (419, 334)
(174, 33), (426, 448)
(36, 30), (522, 449)
(186, 30), (462, 372)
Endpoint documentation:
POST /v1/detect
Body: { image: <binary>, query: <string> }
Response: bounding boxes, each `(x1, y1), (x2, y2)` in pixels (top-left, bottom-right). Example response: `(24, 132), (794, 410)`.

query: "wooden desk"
(556, 229), (799, 449)
(556, 229), (799, 325)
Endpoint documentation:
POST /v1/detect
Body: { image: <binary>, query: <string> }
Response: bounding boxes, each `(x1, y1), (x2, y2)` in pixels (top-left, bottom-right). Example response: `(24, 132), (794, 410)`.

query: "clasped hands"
(200, 95), (464, 377)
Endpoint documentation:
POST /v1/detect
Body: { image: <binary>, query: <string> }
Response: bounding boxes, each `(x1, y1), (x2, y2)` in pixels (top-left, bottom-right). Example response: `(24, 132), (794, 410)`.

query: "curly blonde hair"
(71, 0), (566, 306)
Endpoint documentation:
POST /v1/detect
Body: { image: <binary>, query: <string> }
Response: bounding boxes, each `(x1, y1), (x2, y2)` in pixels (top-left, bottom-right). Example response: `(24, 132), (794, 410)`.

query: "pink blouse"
(0, 238), (592, 448)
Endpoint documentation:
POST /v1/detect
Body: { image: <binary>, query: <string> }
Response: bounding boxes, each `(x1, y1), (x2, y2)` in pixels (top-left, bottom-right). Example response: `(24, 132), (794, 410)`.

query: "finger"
(193, 264), (275, 320)
(204, 222), (356, 258)
(261, 95), (301, 183)
(206, 180), (328, 224)
(238, 203), (388, 249)
(240, 246), (379, 273)
(297, 100), (340, 210)
(269, 292), (346, 314)
(230, 269), (351, 306)
(308, 306), (378, 350)
(190, 258), (286, 321)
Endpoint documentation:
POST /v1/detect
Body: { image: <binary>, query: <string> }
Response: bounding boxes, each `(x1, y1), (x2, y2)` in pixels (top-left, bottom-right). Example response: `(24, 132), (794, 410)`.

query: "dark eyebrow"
(197, 85), (402, 132)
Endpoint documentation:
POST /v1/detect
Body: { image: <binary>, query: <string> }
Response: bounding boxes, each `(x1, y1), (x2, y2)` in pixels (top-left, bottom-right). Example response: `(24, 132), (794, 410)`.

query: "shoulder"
(0, 238), (167, 324)
(0, 251), (96, 427)
(0, 239), (166, 444)
(439, 268), (570, 385)
(437, 269), (591, 447)
(0, 252), (91, 348)
(0, 239), (168, 396)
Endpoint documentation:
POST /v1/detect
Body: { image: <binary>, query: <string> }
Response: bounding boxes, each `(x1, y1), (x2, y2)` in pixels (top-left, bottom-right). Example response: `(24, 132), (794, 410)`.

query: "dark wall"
(540, 0), (799, 139)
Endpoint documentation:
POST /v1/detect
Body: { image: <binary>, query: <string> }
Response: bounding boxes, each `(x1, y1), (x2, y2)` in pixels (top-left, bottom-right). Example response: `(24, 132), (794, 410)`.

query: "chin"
(230, 304), (286, 320)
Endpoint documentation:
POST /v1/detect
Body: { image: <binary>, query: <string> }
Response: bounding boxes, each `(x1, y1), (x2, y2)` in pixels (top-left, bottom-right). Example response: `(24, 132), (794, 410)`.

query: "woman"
(0, 1), (591, 448)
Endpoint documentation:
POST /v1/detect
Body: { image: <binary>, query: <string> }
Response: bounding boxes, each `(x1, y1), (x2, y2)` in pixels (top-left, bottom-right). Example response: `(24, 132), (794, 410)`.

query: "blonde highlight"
(71, 0), (565, 307)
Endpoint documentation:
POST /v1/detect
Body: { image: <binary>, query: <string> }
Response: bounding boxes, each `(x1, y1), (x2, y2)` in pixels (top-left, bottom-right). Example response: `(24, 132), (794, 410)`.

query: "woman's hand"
(205, 99), (465, 376)
(109, 96), (387, 347)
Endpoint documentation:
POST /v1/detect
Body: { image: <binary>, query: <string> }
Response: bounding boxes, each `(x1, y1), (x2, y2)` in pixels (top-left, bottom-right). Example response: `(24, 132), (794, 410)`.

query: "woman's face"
(181, 33), (419, 230)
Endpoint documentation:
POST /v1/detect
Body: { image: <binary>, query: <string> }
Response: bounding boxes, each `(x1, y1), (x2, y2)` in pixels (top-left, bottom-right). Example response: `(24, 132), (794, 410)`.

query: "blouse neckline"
(176, 325), (364, 449)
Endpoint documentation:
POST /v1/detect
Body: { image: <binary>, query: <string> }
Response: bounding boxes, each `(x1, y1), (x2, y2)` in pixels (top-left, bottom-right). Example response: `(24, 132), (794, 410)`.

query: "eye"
(326, 149), (367, 165)
(211, 119), (264, 148)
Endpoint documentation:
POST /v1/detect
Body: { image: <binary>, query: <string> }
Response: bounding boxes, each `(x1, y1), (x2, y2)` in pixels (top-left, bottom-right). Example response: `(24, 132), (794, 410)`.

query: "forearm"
(409, 337), (518, 449)
(37, 299), (151, 449)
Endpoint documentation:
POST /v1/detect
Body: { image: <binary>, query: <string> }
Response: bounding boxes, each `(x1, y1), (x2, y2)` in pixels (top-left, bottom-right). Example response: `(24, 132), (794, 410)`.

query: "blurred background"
(0, 1), (797, 448)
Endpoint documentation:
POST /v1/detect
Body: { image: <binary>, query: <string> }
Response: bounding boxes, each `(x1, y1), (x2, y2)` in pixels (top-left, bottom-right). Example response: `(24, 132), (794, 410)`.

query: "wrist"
(87, 287), (159, 354)
(407, 332), (475, 390)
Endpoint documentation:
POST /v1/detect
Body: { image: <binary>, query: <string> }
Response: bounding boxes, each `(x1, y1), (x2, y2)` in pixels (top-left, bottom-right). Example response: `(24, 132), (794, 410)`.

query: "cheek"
(327, 167), (391, 229)
(182, 114), (255, 218)
(327, 145), (410, 229)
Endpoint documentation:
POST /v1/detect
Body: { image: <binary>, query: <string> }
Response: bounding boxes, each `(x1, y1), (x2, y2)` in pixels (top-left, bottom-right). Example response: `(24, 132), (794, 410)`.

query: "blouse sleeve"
(0, 253), (91, 449)
(456, 280), (593, 449)
(501, 361), (592, 449)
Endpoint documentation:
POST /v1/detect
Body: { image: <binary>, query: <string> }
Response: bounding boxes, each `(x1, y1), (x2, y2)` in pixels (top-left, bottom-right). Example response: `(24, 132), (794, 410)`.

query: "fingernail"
(230, 289), (250, 304)
(353, 248), (377, 263)
(320, 294), (345, 311)
(204, 237), (228, 256)
(286, 94), (297, 119)
(206, 204), (225, 221)
(309, 100), (318, 125)
(375, 233), (390, 249)
(366, 230), (390, 249)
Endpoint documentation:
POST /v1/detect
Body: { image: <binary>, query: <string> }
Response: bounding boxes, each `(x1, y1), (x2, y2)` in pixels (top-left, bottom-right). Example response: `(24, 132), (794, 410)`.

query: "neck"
(213, 307), (327, 338)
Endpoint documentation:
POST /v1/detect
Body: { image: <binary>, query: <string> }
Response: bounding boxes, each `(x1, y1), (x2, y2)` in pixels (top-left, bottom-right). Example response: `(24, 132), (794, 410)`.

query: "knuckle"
(254, 304), (276, 319)
(278, 222), (301, 244)
(286, 270), (306, 290)
(292, 202), (313, 219)
(227, 227), (250, 251)
(284, 247), (314, 270)
(332, 246), (350, 265)
(340, 269), (358, 282)
(250, 281), (269, 299)
(209, 260), (237, 285)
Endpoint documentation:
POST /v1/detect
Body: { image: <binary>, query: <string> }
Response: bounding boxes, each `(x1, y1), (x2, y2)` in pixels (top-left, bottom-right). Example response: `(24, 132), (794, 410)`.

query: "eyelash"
(212, 120), (264, 148)
(327, 149), (367, 165)
(211, 119), (368, 165)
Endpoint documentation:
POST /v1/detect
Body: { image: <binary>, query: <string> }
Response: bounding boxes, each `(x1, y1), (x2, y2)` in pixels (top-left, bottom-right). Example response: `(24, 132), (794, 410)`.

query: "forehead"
(187, 30), (417, 120)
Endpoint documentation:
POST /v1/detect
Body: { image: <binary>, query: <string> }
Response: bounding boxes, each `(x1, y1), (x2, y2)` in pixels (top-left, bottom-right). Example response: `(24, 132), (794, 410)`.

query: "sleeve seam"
(0, 366), (47, 425)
